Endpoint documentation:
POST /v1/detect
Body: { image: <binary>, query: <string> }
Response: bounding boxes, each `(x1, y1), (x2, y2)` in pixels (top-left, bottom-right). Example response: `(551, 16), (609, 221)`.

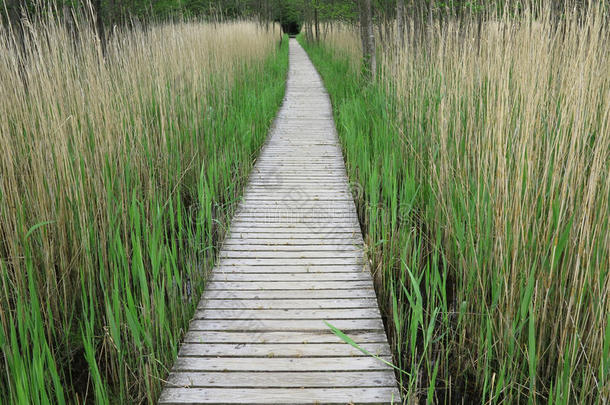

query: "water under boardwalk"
(159, 39), (400, 404)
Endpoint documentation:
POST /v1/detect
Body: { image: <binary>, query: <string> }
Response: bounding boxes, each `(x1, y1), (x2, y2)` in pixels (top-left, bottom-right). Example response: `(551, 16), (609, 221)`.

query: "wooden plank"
(234, 210), (356, 215)
(193, 308), (381, 320)
(237, 202), (352, 206)
(159, 387), (401, 404)
(247, 181), (349, 185)
(226, 232), (362, 238)
(230, 212), (356, 219)
(241, 198), (356, 203)
(228, 223), (359, 229)
(178, 342), (390, 357)
(234, 211), (357, 216)
(221, 239), (363, 246)
(202, 289), (376, 300)
(188, 318), (384, 331)
(198, 298), (379, 309)
(231, 219), (359, 225)
(172, 356), (393, 372)
(213, 265), (367, 273)
(249, 174), (349, 179)
(165, 371), (396, 388)
(224, 233), (362, 240)
(210, 273), (370, 282)
(205, 281), (371, 290)
(216, 259), (364, 267)
(218, 251), (362, 259)
(244, 192), (352, 196)
(219, 244), (362, 251)
(228, 222), (359, 228)
(183, 331), (389, 344)
(234, 209), (356, 214)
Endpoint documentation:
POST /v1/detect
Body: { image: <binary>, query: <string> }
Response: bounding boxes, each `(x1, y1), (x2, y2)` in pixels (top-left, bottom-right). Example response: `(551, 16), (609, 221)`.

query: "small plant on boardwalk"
(301, 3), (610, 403)
(0, 13), (288, 403)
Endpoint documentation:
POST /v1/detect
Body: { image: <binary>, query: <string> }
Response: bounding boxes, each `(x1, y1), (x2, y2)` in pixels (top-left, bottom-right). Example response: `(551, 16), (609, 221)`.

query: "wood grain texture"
(178, 342), (390, 357)
(209, 273), (371, 281)
(182, 331), (389, 344)
(165, 371), (396, 388)
(198, 298), (379, 309)
(193, 308), (382, 320)
(159, 388), (401, 404)
(202, 289), (377, 299)
(158, 39), (399, 404)
(172, 357), (394, 372)
(187, 318), (385, 331)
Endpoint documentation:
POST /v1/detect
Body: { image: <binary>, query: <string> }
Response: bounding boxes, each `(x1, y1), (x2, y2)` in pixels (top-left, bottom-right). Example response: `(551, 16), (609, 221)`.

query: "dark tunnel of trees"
(280, 19), (301, 35)
(276, 1), (303, 36)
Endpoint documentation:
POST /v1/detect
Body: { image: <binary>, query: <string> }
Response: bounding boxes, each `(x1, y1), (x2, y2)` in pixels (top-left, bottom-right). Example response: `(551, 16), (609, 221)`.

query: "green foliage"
(301, 7), (610, 399)
(0, 26), (289, 403)
(275, 0), (304, 34)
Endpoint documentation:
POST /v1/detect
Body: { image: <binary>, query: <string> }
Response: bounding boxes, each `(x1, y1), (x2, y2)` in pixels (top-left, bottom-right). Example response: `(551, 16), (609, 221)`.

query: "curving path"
(158, 38), (400, 405)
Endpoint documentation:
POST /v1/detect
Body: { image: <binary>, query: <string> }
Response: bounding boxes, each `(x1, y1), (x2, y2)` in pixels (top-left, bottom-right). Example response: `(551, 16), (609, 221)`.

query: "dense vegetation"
(0, 14), (288, 403)
(2, 0), (608, 403)
(301, 2), (609, 403)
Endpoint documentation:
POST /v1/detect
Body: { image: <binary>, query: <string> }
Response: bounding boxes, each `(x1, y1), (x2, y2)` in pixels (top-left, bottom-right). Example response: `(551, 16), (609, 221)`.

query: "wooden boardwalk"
(159, 39), (400, 404)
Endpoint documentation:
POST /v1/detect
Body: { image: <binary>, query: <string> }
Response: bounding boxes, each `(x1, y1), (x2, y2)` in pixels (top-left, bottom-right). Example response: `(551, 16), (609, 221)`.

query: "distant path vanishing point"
(158, 38), (400, 404)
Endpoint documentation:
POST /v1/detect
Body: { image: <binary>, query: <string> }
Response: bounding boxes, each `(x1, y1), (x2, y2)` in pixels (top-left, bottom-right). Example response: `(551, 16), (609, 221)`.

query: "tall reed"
(303, 3), (609, 403)
(0, 12), (287, 403)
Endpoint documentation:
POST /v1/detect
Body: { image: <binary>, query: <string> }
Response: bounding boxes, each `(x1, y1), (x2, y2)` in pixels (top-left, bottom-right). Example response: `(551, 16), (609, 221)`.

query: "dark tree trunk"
(359, 0), (367, 52)
(314, 3), (320, 42)
(359, 0), (376, 79)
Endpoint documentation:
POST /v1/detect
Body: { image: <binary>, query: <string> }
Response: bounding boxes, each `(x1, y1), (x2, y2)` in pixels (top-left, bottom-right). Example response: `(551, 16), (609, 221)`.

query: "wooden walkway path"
(159, 39), (400, 404)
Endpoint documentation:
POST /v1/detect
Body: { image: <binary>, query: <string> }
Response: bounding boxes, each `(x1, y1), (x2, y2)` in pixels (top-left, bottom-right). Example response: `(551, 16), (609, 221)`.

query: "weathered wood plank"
(159, 387), (401, 404)
(217, 251), (362, 259)
(188, 318), (385, 331)
(230, 220), (360, 227)
(165, 371), (396, 388)
(216, 259), (365, 267)
(193, 308), (381, 320)
(210, 273), (370, 282)
(221, 239), (363, 246)
(172, 356), (393, 372)
(205, 281), (371, 290)
(228, 224), (359, 231)
(213, 265), (367, 273)
(202, 289), (376, 299)
(183, 331), (388, 344)
(219, 244), (362, 251)
(234, 210), (355, 216)
(178, 342), (390, 357)
(224, 234), (363, 240)
(226, 231), (362, 238)
(198, 298), (379, 309)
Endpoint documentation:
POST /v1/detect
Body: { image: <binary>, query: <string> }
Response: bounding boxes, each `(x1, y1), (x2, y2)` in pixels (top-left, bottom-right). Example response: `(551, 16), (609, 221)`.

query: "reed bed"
(0, 15), (287, 403)
(302, 3), (609, 403)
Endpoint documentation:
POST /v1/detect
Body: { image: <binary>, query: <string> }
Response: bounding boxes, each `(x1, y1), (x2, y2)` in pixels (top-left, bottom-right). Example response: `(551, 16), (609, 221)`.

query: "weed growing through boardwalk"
(301, 3), (609, 403)
(0, 15), (288, 403)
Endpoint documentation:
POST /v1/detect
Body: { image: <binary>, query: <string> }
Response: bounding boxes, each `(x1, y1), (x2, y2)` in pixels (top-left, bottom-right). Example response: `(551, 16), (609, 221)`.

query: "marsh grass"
(302, 3), (609, 403)
(0, 14), (287, 403)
